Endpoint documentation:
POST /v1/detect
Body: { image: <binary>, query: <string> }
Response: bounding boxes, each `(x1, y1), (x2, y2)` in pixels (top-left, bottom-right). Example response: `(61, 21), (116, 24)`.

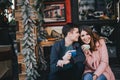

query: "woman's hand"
(93, 74), (98, 80)
(81, 44), (91, 55)
(81, 44), (90, 51)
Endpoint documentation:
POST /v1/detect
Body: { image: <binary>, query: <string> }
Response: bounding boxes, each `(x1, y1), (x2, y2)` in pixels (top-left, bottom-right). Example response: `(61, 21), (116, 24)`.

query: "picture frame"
(43, 0), (71, 26)
(71, 0), (117, 24)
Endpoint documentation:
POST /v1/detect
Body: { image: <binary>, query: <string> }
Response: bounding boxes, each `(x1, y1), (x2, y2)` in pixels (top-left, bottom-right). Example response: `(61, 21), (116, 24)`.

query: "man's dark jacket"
(49, 39), (86, 73)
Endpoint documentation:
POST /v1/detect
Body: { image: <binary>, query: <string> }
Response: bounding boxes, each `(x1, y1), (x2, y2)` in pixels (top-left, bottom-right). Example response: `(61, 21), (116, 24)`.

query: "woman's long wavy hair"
(79, 25), (101, 51)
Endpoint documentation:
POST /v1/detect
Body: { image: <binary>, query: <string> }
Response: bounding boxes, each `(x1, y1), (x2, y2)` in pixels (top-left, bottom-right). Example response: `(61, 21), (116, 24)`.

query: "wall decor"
(94, 23), (117, 58)
(71, 0), (117, 24)
(43, 0), (71, 26)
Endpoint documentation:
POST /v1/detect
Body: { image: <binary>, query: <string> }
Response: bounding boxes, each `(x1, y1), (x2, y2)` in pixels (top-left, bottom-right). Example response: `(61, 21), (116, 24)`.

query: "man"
(49, 23), (85, 80)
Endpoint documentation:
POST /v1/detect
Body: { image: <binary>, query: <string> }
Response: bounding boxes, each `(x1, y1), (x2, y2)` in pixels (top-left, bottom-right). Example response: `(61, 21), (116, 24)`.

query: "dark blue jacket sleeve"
(50, 43), (59, 73)
(72, 44), (86, 63)
(50, 41), (72, 73)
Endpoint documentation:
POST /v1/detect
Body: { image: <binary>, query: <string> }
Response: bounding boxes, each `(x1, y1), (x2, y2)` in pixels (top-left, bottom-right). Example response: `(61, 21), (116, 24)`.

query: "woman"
(79, 25), (115, 80)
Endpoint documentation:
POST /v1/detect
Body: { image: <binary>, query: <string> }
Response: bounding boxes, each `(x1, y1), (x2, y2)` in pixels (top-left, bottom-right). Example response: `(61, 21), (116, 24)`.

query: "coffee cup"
(82, 44), (90, 50)
(70, 50), (76, 57)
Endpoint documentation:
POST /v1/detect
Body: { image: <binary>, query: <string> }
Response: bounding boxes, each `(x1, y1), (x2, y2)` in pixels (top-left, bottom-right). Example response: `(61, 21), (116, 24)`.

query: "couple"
(49, 23), (115, 80)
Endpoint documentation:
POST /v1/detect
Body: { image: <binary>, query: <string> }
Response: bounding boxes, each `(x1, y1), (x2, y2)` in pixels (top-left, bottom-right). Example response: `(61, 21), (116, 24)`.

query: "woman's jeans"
(82, 72), (107, 80)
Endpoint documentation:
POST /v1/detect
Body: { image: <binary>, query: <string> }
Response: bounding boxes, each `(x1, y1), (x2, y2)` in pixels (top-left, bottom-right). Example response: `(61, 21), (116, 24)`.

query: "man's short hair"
(62, 23), (78, 37)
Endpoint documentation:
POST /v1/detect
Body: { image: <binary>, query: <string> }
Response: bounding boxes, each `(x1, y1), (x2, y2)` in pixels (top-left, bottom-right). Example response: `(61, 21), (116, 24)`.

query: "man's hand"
(62, 51), (72, 60)
(56, 60), (70, 67)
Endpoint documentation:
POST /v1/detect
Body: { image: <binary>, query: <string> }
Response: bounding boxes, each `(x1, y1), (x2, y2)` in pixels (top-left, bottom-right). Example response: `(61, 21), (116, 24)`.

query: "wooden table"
(40, 40), (55, 47)
(39, 40), (56, 62)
